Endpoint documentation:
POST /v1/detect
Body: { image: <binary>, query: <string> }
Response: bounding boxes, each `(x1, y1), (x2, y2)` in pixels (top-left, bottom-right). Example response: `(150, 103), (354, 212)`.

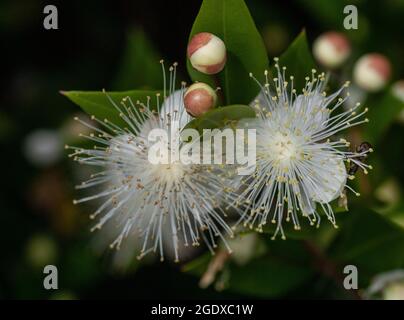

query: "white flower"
(66, 63), (233, 262)
(230, 61), (373, 239)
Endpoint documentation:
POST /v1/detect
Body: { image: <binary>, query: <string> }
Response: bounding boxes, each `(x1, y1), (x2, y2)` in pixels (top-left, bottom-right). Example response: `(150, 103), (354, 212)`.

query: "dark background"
(1, 0), (403, 299)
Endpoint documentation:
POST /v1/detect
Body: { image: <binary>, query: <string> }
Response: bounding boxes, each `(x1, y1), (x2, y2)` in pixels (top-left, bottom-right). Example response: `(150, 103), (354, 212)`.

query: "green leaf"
(184, 105), (256, 133)
(113, 28), (163, 90)
(228, 258), (313, 298)
(187, 0), (268, 105)
(181, 252), (212, 276)
(228, 240), (314, 298)
(274, 30), (317, 90)
(61, 90), (161, 127)
(182, 241), (314, 298)
(364, 90), (404, 146)
(330, 207), (404, 284)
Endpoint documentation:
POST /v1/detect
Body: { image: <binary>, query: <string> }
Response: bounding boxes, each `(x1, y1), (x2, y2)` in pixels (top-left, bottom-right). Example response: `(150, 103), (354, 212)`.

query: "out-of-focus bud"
(365, 269), (404, 300)
(23, 129), (63, 167)
(25, 234), (58, 268)
(393, 81), (404, 124)
(392, 80), (404, 103)
(187, 32), (226, 74)
(226, 233), (259, 266)
(374, 178), (401, 205)
(184, 83), (217, 117)
(353, 53), (391, 92)
(313, 31), (351, 69)
(383, 281), (404, 300)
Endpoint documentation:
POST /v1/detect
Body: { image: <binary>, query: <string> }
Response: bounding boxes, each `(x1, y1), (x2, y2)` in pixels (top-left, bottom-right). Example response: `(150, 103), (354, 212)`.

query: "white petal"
(305, 155), (347, 204)
(298, 183), (316, 215)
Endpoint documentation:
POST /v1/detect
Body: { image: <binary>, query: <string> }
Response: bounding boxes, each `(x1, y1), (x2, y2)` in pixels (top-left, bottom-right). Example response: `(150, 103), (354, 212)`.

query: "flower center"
(148, 146), (186, 184)
(156, 162), (185, 182)
(269, 131), (298, 164)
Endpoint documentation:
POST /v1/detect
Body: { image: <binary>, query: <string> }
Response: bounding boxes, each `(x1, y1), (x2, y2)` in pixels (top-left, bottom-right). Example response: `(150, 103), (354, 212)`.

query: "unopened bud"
(392, 80), (404, 103)
(184, 83), (217, 117)
(392, 80), (404, 125)
(353, 53), (391, 92)
(383, 281), (404, 300)
(187, 32), (226, 74)
(313, 31), (351, 69)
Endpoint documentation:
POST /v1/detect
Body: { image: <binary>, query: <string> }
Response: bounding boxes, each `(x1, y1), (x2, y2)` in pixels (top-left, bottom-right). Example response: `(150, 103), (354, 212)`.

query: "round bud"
(23, 129), (63, 167)
(383, 281), (404, 300)
(184, 83), (217, 117)
(392, 81), (404, 124)
(392, 80), (404, 103)
(313, 31), (351, 69)
(187, 32), (226, 74)
(353, 53), (391, 92)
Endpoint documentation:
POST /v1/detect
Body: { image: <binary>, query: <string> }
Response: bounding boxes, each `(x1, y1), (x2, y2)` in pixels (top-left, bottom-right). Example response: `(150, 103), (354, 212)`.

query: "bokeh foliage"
(1, 0), (403, 299)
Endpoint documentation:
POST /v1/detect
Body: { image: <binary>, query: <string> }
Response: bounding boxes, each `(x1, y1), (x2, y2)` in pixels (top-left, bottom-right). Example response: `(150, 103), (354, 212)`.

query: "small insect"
(348, 141), (373, 176)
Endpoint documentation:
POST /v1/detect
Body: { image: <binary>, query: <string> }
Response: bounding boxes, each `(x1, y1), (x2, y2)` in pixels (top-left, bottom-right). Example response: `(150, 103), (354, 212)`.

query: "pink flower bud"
(187, 32), (226, 74)
(392, 80), (404, 103)
(353, 53), (391, 92)
(184, 83), (217, 117)
(313, 31), (351, 69)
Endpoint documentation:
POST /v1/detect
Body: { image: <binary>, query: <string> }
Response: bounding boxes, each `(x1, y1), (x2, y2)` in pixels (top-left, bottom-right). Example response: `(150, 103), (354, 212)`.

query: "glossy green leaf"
(184, 105), (256, 133)
(228, 257), (313, 298)
(187, 0), (268, 105)
(364, 90), (404, 145)
(61, 90), (161, 127)
(274, 30), (317, 90)
(113, 28), (163, 90)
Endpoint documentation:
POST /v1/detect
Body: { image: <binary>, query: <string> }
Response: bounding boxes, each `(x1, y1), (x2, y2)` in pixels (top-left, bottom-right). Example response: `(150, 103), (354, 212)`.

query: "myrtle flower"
(66, 63), (233, 262)
(231, 60), (373, 239)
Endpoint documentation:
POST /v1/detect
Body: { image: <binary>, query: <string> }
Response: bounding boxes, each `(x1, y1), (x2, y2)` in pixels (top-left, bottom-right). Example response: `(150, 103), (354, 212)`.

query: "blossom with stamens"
(230, 59), (373, 239)
(66, 62), (233, 262)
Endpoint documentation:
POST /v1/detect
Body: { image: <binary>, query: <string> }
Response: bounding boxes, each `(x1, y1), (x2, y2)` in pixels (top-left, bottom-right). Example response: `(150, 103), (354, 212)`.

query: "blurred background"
(1, 0), (403, 299)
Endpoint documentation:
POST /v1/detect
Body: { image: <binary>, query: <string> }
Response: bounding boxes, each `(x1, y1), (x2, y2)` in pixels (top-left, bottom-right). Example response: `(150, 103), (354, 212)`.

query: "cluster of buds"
(184, 32), (226, 117)
(353, 53), (391, 92)
(313, 31), (392, 93)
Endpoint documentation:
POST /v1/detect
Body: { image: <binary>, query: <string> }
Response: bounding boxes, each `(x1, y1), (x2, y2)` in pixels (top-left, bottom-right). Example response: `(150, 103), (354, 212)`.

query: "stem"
(199, 249), (231, 289)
